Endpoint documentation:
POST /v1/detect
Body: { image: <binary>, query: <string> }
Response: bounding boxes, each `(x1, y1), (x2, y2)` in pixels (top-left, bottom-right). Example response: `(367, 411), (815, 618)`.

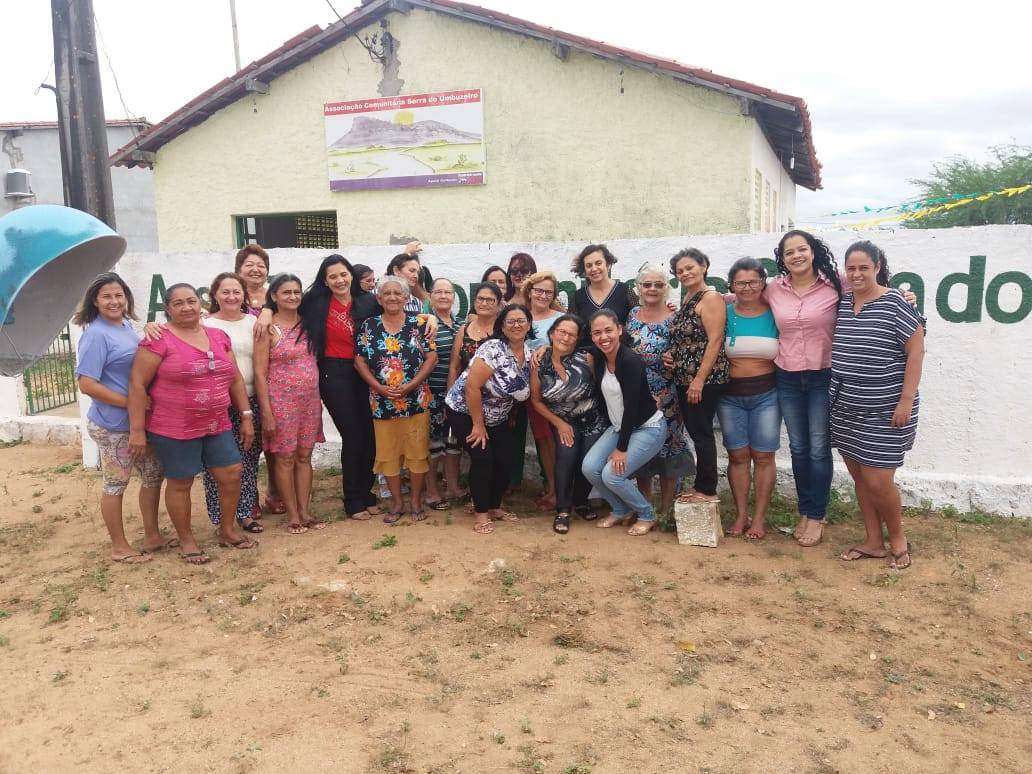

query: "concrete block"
(673, 500), (723, 547)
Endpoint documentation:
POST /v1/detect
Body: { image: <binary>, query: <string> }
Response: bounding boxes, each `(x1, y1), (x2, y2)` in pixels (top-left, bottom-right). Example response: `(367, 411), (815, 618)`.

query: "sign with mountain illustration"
(324, 89), (485, 192)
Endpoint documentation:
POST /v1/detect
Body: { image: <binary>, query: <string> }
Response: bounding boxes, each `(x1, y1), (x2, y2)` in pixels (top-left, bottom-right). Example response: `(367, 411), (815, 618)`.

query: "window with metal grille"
(235, 211), (339, 249)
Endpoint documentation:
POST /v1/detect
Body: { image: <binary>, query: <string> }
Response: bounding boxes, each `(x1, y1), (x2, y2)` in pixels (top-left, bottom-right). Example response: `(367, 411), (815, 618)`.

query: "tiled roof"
(110, 0), (820, 189)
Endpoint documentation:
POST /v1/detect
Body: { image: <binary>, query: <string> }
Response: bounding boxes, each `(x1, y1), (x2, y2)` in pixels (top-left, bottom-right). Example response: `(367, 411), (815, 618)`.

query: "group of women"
(75, 231), (925, 570)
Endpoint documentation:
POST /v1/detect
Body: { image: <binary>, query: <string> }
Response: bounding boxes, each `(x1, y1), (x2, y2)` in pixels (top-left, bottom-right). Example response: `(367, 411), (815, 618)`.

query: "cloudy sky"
(3, 0), (1030, 225)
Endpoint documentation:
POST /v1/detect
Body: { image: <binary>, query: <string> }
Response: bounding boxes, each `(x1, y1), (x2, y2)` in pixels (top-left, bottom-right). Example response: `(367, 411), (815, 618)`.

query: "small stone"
(869, 652), (878, 661)
(927, 710), (936, 720)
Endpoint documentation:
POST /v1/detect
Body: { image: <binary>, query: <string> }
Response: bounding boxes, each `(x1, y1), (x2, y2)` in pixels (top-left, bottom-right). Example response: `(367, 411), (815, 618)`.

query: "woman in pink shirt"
(128, 284), (257, 564)
(767, 231), (843, 547)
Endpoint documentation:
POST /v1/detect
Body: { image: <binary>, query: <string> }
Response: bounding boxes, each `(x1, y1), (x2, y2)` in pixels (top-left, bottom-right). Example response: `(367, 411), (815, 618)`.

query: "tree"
(904, 144), (1032, 228)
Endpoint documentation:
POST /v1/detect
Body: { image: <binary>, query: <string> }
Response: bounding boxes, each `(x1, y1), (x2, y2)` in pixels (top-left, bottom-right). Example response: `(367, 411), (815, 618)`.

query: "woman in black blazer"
(581, 309), (668, 535)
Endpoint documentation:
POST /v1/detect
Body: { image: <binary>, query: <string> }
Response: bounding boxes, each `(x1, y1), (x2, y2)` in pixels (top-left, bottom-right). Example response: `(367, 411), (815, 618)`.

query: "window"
(764, 181), (772, 232)
(753, 171), (763, 232)
(772, 190), (779, 232)
(235, 211), (339, 249)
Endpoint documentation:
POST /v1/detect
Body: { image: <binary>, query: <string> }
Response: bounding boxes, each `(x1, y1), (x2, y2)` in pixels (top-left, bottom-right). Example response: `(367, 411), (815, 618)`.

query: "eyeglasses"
(505, 318), (529, 328)
(638, 281), (667, 290)
(475, 297), (498, 305)
(732, 280), (764, 289)
(552, 328), (578, 339)
(206, 351), (216, 372)
(530, 288), (554, 297)
(510, 268), (530, 276)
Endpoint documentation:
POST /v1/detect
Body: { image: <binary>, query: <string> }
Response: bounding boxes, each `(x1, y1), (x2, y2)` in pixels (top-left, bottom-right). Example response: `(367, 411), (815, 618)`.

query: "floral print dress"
(265, 325), (325, 453)
(626, 307), (693, 476)
(357, 314), (436, 418)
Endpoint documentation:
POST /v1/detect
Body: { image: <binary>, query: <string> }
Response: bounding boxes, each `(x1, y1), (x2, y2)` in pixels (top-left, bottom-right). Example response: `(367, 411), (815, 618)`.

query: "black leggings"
(677, 383), (723, 496)
(320, 358), (376, 516)
(447, 408), (513, 514)
(552, 426), (603, 514)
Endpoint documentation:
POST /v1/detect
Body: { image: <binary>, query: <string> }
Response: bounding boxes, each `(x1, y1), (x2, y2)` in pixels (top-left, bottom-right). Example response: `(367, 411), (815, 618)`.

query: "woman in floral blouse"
(355, 277), (438, 523)
(445, 303), (533, 534)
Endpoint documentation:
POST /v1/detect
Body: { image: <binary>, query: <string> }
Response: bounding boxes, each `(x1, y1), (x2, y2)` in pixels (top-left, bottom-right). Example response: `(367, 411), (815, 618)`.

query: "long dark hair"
(299, 254), (357, 356)
(775, 230), (842, 296)
(491, 302), (536, 343)
(505, 252), (537, 300)
(208, 272), (247, 314)
(73, 272), (137, 325)
(844, 240), (891, 287)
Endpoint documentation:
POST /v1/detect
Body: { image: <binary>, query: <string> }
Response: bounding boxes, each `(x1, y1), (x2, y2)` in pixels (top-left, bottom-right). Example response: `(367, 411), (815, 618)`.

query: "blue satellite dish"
(0, 204), (126, 376)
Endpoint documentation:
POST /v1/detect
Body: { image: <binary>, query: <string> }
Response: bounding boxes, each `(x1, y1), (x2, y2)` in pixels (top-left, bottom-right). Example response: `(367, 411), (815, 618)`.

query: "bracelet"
(241, 410), (254, 417)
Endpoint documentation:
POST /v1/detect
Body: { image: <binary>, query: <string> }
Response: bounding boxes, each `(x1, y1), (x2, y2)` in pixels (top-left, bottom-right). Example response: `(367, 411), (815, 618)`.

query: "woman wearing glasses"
(445, 303), (534, 534)
(448, 282), (503, 385)
(717, 259), (781, 539)
(625, 264), (693, 520)
(128, 284), (257, 564)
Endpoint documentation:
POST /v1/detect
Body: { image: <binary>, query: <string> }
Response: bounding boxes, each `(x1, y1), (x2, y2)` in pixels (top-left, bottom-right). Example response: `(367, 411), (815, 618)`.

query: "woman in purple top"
(74, 273), (169, 563)
(128, 284), (256, 564)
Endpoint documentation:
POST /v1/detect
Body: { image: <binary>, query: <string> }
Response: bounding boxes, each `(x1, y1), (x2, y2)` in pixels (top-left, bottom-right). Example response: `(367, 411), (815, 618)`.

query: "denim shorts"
(717, 387), (782, 452)
(147, 429), (241, 480)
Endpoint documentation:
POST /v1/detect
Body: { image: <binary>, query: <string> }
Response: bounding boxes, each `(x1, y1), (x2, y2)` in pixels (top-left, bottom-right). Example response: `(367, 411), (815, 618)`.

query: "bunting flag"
(823, 184), (1032, 218)
(833, 184), (1031, 230)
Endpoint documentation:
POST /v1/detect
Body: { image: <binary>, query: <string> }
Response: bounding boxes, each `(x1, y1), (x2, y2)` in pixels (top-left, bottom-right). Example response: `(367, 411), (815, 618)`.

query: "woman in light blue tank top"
(717, 258), (782, 540)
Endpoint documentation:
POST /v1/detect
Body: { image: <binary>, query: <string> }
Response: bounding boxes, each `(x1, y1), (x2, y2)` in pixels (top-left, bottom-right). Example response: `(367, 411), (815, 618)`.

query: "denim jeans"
(552, 426), (603, 514)
(775, 367), (832, 520)
(581, 420), (666, 522)
(717, 387), (782, 453)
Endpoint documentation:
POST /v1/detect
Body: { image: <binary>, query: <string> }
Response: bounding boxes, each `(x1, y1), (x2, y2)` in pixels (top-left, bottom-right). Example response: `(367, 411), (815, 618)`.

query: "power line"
(92, 8), (141, 140)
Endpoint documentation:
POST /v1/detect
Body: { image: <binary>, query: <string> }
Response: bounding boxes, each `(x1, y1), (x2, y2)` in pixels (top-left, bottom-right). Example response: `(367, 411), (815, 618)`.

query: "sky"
(3, 0), (1030, 224)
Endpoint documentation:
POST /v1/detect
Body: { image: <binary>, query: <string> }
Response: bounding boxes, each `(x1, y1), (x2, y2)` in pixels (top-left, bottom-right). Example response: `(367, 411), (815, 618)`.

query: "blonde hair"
(516, 270), (565, 312)
(636, 263), (670, 300)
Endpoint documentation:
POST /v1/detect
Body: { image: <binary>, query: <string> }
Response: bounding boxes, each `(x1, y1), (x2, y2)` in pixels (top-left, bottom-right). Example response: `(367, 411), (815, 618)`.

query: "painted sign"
(324, 89), (485, 192)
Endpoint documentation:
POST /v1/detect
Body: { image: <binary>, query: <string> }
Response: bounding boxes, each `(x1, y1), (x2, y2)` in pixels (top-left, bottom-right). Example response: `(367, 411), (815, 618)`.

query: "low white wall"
(43, 225), (1032, 517)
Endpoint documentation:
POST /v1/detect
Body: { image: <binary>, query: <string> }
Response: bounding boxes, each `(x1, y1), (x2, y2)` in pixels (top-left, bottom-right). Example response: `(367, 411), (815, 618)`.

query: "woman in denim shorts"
(74, 273), (169, 563)
(717, 258), (782, 540)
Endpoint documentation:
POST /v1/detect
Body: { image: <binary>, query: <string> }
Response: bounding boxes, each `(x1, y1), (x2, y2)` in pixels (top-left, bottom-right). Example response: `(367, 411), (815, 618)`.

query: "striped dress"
(428, 313), (461, 456)
(830, 289), (924, 468)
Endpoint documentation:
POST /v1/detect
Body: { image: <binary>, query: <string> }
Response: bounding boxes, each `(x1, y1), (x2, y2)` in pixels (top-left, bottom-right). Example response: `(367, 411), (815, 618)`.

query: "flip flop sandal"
(383, 510), (404, 525)
(366, 505), (384, 516)
(217, 533), (258, 549)
(840, 546), (887, 561)
(180, 551), (211, 565)
(240, 520), (264, 533)
(302, 519), (327, 530)
(425, 499), (451, 511)
(553, 513), (571, 534)
(349, 510), (373, 521)
(473, 520), (494, 534)
(574, 506), (598, 521)
(889, 542), (913, 570)
(263, 498), (287, 515)
(112, 553), (152, 564)
(286, 523), (308, 535)
(410, 509), (428, 522)
(490, 510), (519, 522)
(627, 520), (656, 536)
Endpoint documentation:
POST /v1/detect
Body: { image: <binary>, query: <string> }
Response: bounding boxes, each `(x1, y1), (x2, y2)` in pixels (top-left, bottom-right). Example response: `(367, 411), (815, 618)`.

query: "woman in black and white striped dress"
(831, 241), (925, 570)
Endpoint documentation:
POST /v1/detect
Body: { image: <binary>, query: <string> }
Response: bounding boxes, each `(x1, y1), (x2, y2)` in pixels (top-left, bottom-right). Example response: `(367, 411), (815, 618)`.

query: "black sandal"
(240, 519), (264, 533)
(574, 505), (598, 521)
(553, 513), (571, 534)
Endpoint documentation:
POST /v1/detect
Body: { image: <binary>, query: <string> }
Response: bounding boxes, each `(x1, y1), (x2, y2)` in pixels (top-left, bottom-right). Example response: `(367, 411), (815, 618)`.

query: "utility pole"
(229, 0), (242, 72)
(50, 0), (116, 229)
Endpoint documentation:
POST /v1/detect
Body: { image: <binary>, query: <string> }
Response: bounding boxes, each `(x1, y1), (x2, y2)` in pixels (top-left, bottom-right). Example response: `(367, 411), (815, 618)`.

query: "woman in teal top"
(716, 258), (781, 540)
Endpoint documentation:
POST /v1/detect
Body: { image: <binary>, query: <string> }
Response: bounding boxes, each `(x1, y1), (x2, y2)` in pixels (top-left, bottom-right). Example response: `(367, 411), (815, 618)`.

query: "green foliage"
(905, 144), (1032, 228)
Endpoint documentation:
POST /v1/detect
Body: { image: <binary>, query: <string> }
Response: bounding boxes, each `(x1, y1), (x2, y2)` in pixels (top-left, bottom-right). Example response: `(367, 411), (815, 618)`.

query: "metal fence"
(23, 324), (77, 415)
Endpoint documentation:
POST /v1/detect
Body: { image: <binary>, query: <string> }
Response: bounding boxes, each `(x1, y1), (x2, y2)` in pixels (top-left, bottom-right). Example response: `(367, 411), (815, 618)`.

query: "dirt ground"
(0, 444), (1029, 774)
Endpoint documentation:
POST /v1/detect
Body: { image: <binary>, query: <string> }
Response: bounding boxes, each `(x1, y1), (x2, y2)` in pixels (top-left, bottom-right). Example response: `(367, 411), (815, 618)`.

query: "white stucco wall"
(152, 7), (764, 251)
(1, 126), (158, 251)
(86, 224), (1032, 517)
(750, 122), (796, 232)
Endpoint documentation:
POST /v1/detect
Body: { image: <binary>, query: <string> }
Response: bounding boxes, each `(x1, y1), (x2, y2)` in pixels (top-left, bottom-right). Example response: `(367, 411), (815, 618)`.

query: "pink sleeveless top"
(139, 327), (235, 439)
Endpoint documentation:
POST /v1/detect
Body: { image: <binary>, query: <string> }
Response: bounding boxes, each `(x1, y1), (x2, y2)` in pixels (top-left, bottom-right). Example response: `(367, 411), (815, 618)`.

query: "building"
(1, 119), (158, 251)
(112, 0), (820, 251)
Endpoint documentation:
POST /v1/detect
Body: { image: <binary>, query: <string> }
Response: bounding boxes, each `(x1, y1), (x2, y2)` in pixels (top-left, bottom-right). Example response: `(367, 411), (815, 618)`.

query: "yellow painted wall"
(154, 8), (776, 251)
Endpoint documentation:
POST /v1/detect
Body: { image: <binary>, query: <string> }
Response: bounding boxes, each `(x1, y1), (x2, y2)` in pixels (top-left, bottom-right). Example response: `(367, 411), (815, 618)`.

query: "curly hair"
(774, 230), (842, 296)
(571, 244), (618, 279)
(234, 244), (269, 273)
(491, 303), (537, 343)
(844, 240), (891, 287)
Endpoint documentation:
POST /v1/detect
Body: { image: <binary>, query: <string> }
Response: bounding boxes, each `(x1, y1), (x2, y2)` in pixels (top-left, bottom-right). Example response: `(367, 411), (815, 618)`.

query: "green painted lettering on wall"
(890, 272), (925, 315)
(985, 271), (1032, 324)
(936, 256), (985, 323)
(147, 273), (167, 323)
